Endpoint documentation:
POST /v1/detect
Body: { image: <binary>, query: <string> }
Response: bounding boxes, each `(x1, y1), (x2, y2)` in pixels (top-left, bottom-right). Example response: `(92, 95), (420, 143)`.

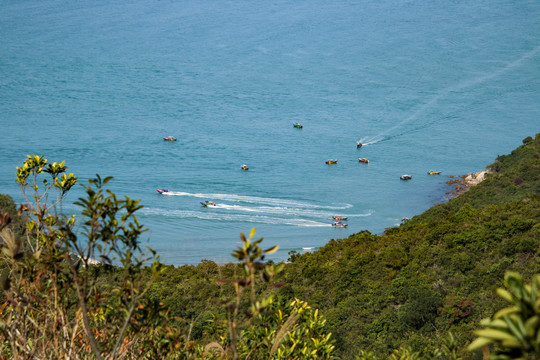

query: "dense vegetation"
(0, 133), (538, 359)
(148, 134), (539, 359)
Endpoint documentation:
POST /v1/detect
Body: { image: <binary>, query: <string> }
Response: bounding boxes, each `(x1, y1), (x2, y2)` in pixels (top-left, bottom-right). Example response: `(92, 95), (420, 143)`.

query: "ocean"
(1, 0), (539, 264)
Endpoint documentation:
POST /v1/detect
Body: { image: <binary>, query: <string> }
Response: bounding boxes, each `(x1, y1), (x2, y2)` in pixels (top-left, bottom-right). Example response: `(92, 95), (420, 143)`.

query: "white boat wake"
(359, 44), (540, 145)
(162, 191), (353, 210)
(141, 207), (333, 227)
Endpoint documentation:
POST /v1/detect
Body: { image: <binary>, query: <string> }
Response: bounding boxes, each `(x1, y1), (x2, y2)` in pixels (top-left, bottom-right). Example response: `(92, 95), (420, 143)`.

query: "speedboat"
(357, 142), (363, 148)
(325, 159), (338, 165)
(241, 164), (249, 170)
(293, 123), (303, 129)
(163, 136), (177, 141)
(332, 215), (348, 221)
(400, 174), (412, 180)
(157, 189), (169, 194)
(427, 171), (441, 175)
(332, 221), (348, 228)
(200, 201), (216, 207)
(358, 158), (369, 164)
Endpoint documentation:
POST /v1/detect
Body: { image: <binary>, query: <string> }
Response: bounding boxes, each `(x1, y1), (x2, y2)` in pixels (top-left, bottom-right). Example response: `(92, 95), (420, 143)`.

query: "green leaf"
(494, 306), (521, 319)
(474, 329), (515, 341)
(467, 337), (492, 351)
(489, 319), (510, 329)
(504, 315), (525, 342)
(264, 245), (279, 254)
(497, 288), (515, 303)
(500, 338), (522, 348)
(524, 316), (539, 337)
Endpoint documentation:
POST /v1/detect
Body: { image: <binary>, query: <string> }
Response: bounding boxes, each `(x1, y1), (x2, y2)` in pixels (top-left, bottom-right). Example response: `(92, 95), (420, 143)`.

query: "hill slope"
(277, 134), (539, 358)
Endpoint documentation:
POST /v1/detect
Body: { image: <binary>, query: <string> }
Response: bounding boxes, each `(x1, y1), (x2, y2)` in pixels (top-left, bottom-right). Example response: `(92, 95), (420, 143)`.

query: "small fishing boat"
(241, 164), (249, 170)
(358, 158), (369, 164)
(332, 215), (348, 221)
(156, 189), (169, 194)
(427, 171), (441, 175)
(293, 123), (303, 129)
(357, 142), (363, 148)
(325, 159), (338, 165)
(400, 174), (412, 180)
(200, 201), (216, 207)
(163, 136), (177, 141)
(332, 221), (348, 228)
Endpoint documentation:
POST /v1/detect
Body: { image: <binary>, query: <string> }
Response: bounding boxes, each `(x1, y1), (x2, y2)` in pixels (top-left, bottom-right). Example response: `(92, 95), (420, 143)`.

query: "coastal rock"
(476, 171), (486, 183)
(446, 170), (491, 198)
(465, 170), (489, 186)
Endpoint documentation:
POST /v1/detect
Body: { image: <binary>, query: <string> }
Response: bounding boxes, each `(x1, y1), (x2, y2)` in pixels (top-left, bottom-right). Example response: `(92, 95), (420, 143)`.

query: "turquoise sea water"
(1, 0), (539, 264)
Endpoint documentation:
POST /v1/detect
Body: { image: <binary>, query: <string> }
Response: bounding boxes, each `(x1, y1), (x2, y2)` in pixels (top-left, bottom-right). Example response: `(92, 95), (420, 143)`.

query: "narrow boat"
(427, 171), (441, 175)
(163, 136), (177, 141)
(358, 158), (369, 164)
(332, 221), (348, 228)
(332, 215), (348, 221)
(293, 123), (303, 129)
(325, 159), (338, 165)
(157, 189), (169, 194)
(200, 201), (216, 207)
(400, 174), (412, 180)
(241, 164), (249, 170)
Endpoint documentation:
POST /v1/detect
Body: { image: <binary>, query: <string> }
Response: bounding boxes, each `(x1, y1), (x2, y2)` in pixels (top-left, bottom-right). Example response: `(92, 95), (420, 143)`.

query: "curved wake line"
(362, 44), (540, 144)
(162, 191), (353, 210)
(140, 207), (332, 227)
(214, 203), (373, 218)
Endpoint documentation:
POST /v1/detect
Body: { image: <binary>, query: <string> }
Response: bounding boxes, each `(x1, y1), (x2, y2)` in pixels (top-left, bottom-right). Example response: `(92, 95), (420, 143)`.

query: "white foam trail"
(214, 203), (373, 218)
(362, 44), (540, 143)
(358, 136), (382, 145)
(162, 191), (353, 210)
(140, 207), (332, 227)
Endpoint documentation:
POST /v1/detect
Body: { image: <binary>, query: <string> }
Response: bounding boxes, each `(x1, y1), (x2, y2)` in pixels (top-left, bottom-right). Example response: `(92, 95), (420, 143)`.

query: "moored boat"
(325, 159), (338, 165)
(400, 174), (412, 180)
(241, 164), (249, 170)
(427, 171), (441, 175)
(293, 123), (303, 129)
(358, 158), (369, 164)
(163, 136), (176, 141)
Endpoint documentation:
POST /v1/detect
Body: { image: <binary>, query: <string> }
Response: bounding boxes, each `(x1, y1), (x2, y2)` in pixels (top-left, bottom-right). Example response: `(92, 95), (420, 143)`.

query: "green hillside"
(150, 134), (539, 358)
(276, 134), (540, 358)
(0, 134), (538, 359)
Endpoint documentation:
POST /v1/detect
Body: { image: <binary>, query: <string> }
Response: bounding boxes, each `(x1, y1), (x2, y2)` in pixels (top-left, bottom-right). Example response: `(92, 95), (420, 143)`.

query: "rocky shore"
(446, 170), (491, 198)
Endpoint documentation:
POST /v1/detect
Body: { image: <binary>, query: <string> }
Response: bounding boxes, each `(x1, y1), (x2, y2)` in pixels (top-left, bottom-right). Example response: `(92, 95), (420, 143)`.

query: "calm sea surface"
(1, 0), (539, 264)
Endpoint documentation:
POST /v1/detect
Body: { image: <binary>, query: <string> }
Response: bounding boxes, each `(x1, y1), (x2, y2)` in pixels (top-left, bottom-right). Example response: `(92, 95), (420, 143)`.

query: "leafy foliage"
(0, 156), (335, 359)
(0, 133), (538, 359)
(0, 156), (192, 359)
(468, 271), (540, 359)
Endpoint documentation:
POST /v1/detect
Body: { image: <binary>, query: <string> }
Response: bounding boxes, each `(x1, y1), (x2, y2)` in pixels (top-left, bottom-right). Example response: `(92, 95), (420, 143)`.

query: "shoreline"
(445, 170), (491, 198)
